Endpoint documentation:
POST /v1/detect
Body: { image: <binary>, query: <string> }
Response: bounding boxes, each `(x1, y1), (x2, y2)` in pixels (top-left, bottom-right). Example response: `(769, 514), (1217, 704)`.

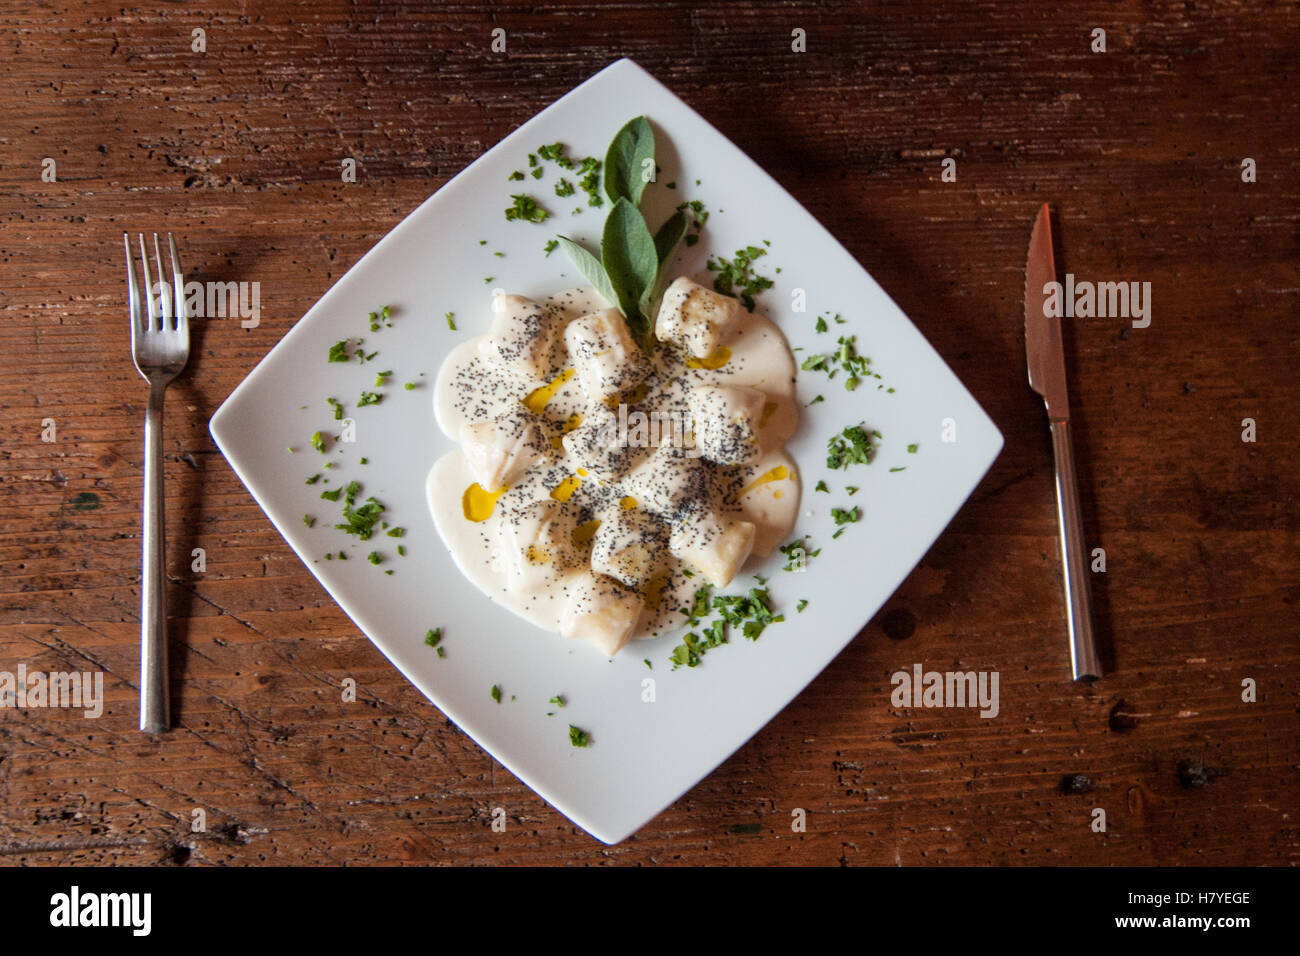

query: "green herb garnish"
(779, 537), (821, 571)
(832, 506), (861, 527)
(568, 725), (590, 747)
(707, 245), (773, 310)
(826, 424), (879, 469)
(505, 194), (548, 224)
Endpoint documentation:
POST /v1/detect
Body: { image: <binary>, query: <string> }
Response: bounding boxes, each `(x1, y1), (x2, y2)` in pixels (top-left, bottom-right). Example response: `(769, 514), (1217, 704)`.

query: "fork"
(125, 233), (190, 734)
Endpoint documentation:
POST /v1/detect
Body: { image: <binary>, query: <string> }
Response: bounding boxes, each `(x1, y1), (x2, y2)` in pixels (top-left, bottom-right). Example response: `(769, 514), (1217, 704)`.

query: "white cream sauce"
(426, 287), (801, 651)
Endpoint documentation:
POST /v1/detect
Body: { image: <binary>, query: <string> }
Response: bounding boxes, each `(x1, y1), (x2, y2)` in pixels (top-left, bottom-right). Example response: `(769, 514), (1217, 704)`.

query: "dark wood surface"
(1, 1), (1296, 865)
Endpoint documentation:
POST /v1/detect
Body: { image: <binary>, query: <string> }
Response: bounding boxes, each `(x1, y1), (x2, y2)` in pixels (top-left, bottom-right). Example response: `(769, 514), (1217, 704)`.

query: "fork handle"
(140, 382), (170, 732)
(1049, 419), (1102, 681)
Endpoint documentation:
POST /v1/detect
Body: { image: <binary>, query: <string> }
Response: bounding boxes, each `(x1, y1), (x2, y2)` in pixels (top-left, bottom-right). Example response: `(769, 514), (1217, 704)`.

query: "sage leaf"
(641, 208), (688, 314)
(557, 236), (617, 307)
(653, 208), (687, 266)
(604, 116), (656, 207)
(601, 197), (658, 346)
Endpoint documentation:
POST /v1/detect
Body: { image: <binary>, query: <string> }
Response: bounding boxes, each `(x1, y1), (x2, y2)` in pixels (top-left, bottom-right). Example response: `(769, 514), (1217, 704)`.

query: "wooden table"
(1, 1), (1295, 866)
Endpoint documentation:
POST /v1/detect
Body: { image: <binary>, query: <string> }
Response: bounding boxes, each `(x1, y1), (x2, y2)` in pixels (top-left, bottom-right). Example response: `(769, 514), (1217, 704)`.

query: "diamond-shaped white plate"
(210, 58), (1003, 843)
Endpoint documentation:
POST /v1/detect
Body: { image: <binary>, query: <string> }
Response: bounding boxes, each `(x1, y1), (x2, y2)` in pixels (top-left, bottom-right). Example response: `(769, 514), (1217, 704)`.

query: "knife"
(1024, 203), (1102, 681)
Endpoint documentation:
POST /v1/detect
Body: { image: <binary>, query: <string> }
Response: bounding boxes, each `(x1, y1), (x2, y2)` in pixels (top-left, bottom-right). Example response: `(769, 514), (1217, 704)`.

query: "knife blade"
(1025, 204), (1069, 420)
(1023, 204), (1103, 681)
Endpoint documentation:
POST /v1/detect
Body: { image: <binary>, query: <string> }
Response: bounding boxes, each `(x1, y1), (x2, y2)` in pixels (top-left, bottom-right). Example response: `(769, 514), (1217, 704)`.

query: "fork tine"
(151, 233), (172, 331)
(168, 234), (187, 339)
(137, 233), (155, 332)
(124, 233), (141, 344)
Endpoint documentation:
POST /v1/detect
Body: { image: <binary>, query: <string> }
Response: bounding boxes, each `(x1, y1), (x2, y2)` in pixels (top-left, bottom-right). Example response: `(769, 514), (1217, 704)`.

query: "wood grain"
(0, 0), (1295, 865)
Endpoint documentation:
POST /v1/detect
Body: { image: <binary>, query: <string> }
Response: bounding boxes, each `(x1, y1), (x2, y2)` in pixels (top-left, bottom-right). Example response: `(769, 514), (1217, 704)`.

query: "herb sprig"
(555, 117), (687, 354)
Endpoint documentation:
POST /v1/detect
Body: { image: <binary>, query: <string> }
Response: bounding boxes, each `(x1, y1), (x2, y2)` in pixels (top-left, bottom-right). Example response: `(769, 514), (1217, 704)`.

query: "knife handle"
(1049, 419), (1102, 681)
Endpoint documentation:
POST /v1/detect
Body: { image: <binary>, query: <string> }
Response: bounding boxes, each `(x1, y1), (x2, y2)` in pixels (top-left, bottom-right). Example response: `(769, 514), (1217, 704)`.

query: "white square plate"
(210, 58), (1003, 844)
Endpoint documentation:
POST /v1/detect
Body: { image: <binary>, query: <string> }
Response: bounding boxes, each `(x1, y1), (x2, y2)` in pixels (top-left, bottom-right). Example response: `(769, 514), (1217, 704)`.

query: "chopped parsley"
(507, 170), (524, 181)
(577, 156), (602, 205)
(890, 466), (907, 472)
(779, 537), (821, 571)
(815, 316), (828, 333)
(385, 526), (405, 538)
(305, 474), (322, 485)
(403, 382), (416, 391)
(832, 506), (861, 526)
(326, 397), (344, 420)
(801, 334), (876, 390)
(846, 486), (859, 495)
(366, 551), (382, 565)
(568, 725), (590, 748)
(807, 395), (825, 406)
(327, 483), (385, 540)
(320, 487), (343, 502)
(445, 311), (456, 330)
(396, 544), (406, 556)
(504, 193), (549, 224)
(670, 584), (785, 669)
(796, 599), (808, 613)
(554, 178), (575, 198)
(549, 695), (566, 707)
(908, 443), (918, 454)
(302, 515), (315, 527)
(814, 480), (828, 493)
(826, 424), (880, 469)
(327, 340), (351, 362)
(543, 238), (558, 256)
(425, 628), (442, 648)
(374, 370), (391, 387)
(707, 245), (774, 310)
(491, 684), (502, 704)
(357, 391), (382, 407)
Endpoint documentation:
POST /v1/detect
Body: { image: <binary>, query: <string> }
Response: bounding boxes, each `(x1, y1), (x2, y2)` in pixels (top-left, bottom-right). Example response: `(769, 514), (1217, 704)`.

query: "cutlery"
(125, 233), (191, 732)
(1024, 204), (1102, 681)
